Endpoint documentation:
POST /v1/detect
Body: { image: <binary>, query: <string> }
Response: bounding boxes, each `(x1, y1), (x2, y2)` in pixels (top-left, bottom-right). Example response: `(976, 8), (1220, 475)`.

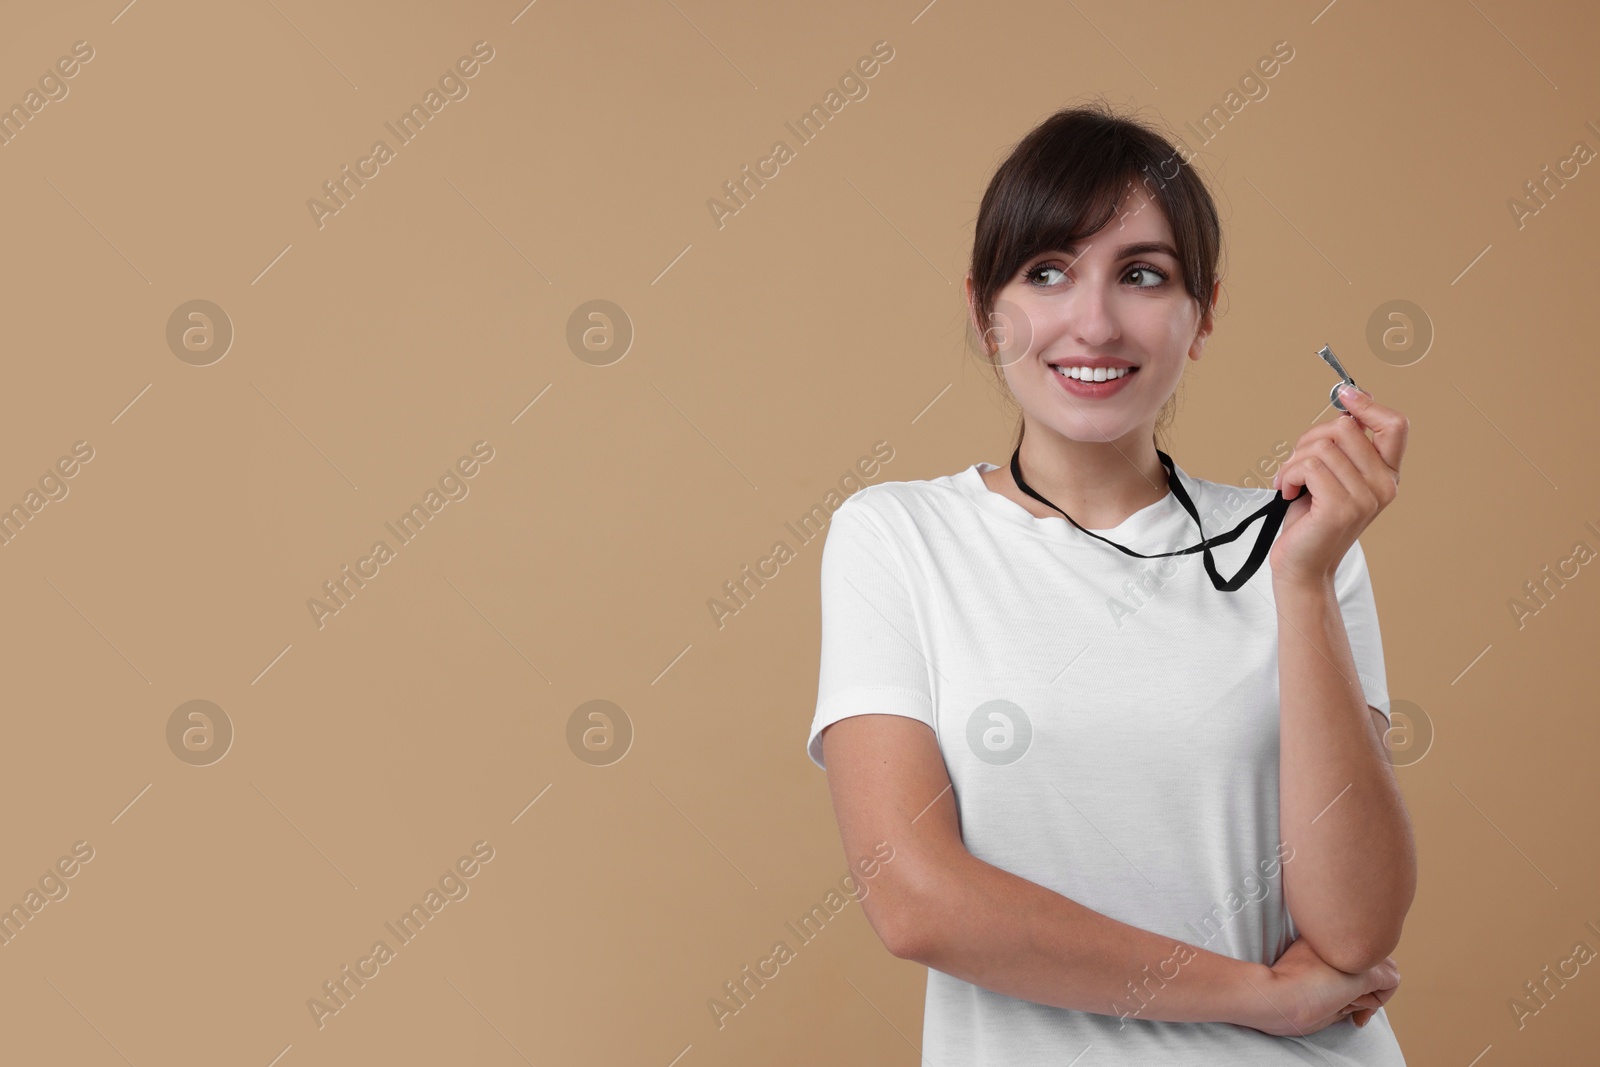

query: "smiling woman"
(810, 97), (1414, 1066)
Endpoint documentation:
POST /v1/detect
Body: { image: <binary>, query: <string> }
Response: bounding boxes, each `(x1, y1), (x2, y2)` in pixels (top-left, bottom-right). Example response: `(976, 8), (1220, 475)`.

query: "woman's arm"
(822, 713), (1285, 1029)
(1273, 574), (1417, 973)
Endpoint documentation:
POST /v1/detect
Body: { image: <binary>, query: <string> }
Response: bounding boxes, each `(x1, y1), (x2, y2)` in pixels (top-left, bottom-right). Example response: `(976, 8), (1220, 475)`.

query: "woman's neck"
(987, 429), (1170, 531)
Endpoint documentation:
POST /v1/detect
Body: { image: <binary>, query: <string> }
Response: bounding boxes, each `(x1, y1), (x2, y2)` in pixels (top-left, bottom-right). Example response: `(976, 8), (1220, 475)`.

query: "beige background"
(0, 0), (1596, 1063)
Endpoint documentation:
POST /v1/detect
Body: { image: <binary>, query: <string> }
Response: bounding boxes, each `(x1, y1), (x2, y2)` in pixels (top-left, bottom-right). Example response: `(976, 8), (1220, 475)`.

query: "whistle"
(1317, 343), (1359, 413)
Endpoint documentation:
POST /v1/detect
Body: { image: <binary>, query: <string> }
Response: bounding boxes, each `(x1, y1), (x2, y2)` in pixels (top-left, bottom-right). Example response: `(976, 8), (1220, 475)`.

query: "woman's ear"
(964, 275), (992, 356)
(1188, 278), (1222, 361)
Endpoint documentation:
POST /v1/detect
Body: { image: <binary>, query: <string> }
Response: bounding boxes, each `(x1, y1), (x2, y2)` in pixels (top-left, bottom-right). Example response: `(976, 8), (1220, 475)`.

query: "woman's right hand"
(1239, 937), (1401, 1037)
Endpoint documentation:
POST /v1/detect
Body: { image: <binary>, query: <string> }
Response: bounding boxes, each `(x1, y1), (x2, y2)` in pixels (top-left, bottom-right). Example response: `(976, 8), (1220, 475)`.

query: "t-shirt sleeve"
(1333, 537), (1391, 723)
(806, 494), (936, 771)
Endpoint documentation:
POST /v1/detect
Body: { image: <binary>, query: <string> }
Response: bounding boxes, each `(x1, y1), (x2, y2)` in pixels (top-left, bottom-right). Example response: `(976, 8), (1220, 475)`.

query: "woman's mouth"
(1050, 363), (1138, 399)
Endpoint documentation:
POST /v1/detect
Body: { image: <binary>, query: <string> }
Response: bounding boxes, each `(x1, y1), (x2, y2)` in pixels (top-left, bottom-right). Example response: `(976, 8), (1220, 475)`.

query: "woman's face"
(970, 184), (1218, 446)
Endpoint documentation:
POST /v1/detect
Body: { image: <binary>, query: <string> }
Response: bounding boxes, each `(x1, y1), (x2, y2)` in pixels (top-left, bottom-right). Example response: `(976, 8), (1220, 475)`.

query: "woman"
(807, 101), (1416, 1064)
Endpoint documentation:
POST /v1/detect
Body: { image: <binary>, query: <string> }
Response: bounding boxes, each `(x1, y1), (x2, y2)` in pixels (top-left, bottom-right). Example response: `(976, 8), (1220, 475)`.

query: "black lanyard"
(1008, 444), (1292, 592)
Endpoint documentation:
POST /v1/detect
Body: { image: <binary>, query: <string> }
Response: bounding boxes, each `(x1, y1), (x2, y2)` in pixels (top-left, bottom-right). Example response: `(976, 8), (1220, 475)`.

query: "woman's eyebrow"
(1058, 240), (1180, 261)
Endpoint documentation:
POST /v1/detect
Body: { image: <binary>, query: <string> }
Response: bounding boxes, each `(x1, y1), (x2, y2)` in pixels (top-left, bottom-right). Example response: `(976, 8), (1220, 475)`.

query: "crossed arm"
(820, 713), (1285, 1027)
(817, 607), (1416, 1028)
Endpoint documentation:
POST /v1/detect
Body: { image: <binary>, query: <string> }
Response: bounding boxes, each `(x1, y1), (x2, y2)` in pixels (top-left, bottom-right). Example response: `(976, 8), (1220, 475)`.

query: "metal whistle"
(1317, 343), (1359, 412)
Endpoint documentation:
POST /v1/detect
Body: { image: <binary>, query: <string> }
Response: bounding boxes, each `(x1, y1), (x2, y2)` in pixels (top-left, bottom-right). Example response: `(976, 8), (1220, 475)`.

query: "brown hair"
(967, 98), (1224, 454)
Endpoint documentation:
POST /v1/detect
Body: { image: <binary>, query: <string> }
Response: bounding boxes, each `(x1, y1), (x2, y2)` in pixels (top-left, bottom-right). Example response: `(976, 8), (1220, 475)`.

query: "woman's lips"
(1050, 364), (1137, 399)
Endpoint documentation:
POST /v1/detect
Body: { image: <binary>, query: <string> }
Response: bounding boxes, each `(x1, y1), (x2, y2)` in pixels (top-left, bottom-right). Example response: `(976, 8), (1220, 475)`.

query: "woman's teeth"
(1053, 365), (1133, 381)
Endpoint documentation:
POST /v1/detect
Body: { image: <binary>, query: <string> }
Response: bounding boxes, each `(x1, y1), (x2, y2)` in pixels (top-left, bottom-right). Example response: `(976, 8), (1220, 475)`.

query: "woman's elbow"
(1316, 923), (1405, 974)
(862, 864), (946, 961)
(1320, 883), (1415, 972)
(863, 889), (928, 960)
(1322, 940), (1390, 975)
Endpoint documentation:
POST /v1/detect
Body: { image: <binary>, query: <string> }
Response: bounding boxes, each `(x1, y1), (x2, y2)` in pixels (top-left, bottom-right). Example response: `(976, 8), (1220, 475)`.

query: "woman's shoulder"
(845, 464), (971, 502)
(1179, 464), (1279, 516)
(825, 463), (981, 535)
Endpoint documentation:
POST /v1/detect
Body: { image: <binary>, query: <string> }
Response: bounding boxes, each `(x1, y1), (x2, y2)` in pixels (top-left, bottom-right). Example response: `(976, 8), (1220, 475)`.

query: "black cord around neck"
(1007, 444), (1292, 591)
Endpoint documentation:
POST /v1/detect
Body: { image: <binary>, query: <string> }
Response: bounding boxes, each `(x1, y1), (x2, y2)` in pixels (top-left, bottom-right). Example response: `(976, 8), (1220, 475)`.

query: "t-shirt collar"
(952, 461), (1195, 548)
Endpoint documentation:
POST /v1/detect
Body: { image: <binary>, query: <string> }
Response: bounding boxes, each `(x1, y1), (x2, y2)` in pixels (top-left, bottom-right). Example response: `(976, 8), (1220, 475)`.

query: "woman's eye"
(1025, 263), (1168, 287)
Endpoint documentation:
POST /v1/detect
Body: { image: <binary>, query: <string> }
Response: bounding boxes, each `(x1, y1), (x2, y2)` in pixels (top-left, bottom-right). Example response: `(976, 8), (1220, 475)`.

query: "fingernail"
(1339, 383), (1368, 404)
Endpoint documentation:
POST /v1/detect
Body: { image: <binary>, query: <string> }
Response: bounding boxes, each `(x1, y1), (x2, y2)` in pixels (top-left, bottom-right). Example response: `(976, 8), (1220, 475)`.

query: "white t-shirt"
(808, 460), (1405, 1066)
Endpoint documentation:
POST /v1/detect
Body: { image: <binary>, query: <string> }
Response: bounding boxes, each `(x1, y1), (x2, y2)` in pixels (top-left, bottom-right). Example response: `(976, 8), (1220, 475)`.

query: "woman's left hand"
(1268, 385), (1409, 587)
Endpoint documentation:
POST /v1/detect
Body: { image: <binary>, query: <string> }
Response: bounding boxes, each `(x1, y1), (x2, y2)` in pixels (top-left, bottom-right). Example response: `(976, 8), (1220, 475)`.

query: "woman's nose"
(1060, 282), (1118, 347)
